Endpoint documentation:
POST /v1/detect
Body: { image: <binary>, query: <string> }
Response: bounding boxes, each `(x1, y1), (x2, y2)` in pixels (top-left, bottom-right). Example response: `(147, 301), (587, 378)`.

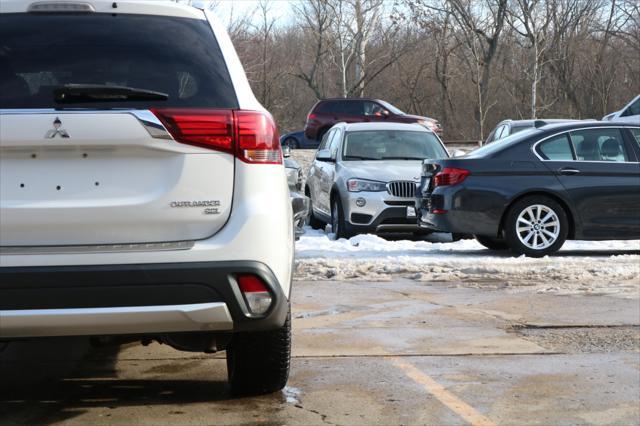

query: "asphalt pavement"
(1, 279), (638, 425)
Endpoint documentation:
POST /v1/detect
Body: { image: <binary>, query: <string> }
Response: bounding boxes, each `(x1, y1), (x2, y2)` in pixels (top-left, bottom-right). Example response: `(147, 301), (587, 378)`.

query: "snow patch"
(295, 228), (640, 298)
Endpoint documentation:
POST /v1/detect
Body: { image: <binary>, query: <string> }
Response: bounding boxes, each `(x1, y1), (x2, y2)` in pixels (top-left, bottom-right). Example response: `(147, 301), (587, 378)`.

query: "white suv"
(0, 0), (293, 395)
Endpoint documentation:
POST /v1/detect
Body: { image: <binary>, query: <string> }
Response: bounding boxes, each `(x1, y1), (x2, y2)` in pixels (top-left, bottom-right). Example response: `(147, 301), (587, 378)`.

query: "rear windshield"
(0, 13), (238, 109)
(466, 128), (539, 158)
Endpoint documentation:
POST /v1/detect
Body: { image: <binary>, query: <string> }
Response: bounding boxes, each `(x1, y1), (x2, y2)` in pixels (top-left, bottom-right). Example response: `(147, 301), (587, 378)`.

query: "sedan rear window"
(0, 13), (238, 109)
(570, 128), (629, 162)
(537, 135), (574, 160)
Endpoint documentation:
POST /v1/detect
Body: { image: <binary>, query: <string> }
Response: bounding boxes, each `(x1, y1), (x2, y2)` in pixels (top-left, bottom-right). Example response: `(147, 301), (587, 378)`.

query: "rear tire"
(283, 137), (298, 149)
(504, 195), (568, 257)
(474, 235), (509, 251)
(227, 305), (291, 396)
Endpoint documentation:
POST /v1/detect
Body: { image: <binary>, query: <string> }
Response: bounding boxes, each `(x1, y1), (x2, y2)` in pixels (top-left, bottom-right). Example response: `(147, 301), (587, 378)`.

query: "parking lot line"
(390, 357), (496, 426)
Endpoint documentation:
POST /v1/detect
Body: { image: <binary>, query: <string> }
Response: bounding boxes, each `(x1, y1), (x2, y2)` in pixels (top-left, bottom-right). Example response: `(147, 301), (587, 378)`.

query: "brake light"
(151, 109), (233, 153)
(235, 111), (281, 164)
(237, 274), (272, 315)
(433, 167), (470, 187)
(151, 109), (281, 164)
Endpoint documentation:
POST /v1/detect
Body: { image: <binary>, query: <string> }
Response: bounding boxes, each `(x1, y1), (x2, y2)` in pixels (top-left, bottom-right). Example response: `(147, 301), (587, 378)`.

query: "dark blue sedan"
(280, 130), (320, 149)
(416, 121), (640, 257)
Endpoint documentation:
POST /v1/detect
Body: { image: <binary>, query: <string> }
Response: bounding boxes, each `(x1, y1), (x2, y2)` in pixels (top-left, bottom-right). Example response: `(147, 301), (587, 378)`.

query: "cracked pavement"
(1, 279), (639, 425)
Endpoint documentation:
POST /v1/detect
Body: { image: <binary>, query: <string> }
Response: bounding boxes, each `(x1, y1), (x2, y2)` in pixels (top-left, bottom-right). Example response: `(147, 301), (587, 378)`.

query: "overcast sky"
(209, 0), (293, 25)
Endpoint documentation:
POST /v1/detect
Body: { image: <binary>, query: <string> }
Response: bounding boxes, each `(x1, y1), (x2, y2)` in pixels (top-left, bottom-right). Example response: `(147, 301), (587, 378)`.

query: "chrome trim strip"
(129, 110), (173, 140)
(531, 126), (640, 163)
(375, 224), (420, 232)
(0, 108), (174, 141)
(387, 180), (417, 198)
(0, 241), (194, 255)
(0, 303), (233, 338)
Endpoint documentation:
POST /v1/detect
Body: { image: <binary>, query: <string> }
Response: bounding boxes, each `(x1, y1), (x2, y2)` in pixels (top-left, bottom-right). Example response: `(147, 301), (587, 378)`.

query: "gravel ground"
(517, 326), (640, 353)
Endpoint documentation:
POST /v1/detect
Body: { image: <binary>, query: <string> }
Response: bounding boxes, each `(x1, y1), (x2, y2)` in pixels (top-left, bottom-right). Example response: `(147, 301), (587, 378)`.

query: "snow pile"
(294, 228), (640, 298)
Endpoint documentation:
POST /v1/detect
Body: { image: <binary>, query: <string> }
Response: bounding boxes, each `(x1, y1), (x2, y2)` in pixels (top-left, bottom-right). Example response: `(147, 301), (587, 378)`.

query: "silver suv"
(305, 122), (449, 238)
(0, 0), (293, 396)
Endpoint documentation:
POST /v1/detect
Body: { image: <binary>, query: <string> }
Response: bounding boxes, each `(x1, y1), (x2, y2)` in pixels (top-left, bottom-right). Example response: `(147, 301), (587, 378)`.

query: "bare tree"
(507, 0), (553, 118)
(293, 0), (334, 98)
(209, 0), (638, 137)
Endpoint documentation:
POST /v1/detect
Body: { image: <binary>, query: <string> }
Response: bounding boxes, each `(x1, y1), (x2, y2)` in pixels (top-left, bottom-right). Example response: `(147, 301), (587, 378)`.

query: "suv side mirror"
(316, 149), (334, 162)
(282, 145), (291, 158)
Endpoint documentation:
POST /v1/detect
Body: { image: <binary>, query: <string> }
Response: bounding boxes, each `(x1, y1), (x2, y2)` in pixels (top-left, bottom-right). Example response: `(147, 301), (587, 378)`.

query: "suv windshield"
(342, 130), (447, 160)
(377, 100), (405, 115)
(0, 13), (238, 109)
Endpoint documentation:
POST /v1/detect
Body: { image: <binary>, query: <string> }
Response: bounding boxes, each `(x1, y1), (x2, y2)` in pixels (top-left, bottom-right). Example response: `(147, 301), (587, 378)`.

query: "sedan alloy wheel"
(516, 204), (561, 250)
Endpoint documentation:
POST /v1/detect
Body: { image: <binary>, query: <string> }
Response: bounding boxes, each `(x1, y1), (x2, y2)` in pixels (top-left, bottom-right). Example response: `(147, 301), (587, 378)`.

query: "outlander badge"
(45, 117), (70, 138)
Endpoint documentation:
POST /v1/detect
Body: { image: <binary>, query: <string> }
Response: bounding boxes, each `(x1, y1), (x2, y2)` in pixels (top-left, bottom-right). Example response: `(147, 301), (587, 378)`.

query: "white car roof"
(340, 122), (431, 133)
(0, 0), (204, 19)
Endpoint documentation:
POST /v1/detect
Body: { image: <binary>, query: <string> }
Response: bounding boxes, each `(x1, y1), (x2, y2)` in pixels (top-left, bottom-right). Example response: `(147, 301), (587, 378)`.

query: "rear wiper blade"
(54, 84), (169, 103)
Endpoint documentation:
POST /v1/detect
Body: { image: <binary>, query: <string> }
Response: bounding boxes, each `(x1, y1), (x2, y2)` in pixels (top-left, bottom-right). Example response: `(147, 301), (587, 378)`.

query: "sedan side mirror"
(452, 149), (466, 158)
(316, 149), (334, 162)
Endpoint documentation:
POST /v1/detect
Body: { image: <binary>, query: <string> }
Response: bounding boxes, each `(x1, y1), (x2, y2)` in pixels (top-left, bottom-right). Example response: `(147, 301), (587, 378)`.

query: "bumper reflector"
(237, 274), (272, 315)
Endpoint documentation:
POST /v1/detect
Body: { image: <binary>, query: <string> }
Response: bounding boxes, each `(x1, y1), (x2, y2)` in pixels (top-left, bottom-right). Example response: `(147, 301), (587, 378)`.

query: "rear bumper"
(0, 303), (233, 339)
(0, 261), (289, 339)
(416, 187), (501, 236)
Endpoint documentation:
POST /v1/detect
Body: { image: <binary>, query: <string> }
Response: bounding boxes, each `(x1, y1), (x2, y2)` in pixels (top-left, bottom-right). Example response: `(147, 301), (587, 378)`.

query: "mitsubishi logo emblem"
(45, 117), (70, 138)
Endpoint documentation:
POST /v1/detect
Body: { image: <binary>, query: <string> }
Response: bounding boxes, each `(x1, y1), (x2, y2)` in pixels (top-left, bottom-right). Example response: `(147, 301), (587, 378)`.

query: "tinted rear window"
(315, 101), (365, 115)
(466, 128), (539, 158)
(0, 13), (238, 109)
(315, 102), (337, 114)
(538, 134), (574, 160)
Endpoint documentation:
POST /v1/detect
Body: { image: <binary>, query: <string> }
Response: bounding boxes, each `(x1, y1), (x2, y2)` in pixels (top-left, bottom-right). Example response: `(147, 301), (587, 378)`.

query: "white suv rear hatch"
(0, 8), (240, 246)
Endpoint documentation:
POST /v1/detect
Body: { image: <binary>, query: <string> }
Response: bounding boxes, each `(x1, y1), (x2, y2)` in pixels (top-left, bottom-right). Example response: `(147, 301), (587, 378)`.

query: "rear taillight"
(151, 109), (281, 164)
(235, 111), (281, 164)
(151, 108), (234, 153)
(433, 167), (470, 187)
(237, 274), (272, 315)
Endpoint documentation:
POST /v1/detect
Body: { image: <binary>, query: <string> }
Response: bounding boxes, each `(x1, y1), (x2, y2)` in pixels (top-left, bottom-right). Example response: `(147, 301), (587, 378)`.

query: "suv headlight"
(347, 178), (387, 192)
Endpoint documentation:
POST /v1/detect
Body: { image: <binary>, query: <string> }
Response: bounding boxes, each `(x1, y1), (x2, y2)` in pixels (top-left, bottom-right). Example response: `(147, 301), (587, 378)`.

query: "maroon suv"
(304, 98), (442, 140)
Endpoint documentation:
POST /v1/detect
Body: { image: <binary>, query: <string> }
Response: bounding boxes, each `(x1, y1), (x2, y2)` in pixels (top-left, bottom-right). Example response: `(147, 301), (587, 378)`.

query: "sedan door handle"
(558, 167), (581, 176)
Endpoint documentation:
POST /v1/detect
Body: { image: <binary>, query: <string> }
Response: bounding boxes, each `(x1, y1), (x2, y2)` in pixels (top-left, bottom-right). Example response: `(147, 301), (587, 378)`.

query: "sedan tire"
(504, 195), (568, 257)
(283, 137), (298, 149)
(474, 235), (509, 251)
